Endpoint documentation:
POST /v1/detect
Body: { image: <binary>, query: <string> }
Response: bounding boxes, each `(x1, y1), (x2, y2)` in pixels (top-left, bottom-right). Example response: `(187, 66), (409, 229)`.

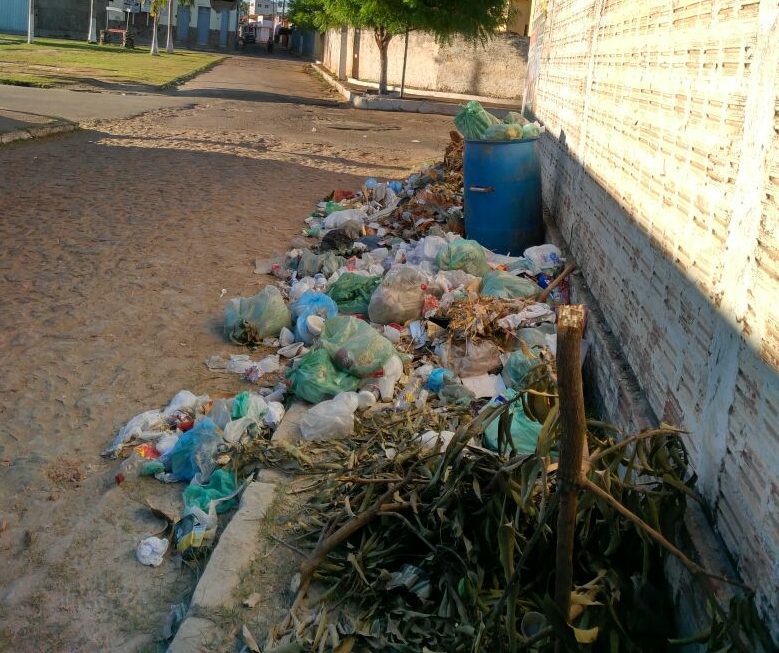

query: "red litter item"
(332, 189), (355, 202)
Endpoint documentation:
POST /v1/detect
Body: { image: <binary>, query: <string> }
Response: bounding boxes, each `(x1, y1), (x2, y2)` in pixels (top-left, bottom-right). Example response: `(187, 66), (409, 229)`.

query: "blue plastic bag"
(290, 291), (338, 344)
(425, 367), (456, 393)
(160, 418), (222, 482)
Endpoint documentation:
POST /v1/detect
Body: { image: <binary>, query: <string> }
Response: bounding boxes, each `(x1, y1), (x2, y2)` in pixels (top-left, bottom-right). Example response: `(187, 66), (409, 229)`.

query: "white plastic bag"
(299, 392), (360, 441)
(136, 536), (169, 567)
(522, 244), (562, 273)
(324, 207), (369, 229)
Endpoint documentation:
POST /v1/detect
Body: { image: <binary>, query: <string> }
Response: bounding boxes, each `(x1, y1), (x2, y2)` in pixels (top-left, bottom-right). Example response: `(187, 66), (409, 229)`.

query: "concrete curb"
(0, 120), (79, 145)
(312, 63), (492, 116)
(167, 480), (278, 653)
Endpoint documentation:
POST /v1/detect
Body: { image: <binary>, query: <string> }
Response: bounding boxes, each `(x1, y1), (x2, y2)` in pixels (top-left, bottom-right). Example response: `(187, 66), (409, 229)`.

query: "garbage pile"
(100, 131), (765, 651)
(455, 100), (545, 141)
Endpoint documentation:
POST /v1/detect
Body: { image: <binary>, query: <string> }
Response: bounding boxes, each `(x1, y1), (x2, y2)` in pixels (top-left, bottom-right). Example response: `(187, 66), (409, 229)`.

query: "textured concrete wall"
(322, 28), (528, 100)
(528, 0), (779, 641)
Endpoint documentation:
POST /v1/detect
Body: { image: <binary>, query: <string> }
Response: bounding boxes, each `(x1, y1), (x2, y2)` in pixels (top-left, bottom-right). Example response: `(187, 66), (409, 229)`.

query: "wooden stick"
(553, 305), (587, 653)
(537, 262), (577, 304)
(278, 467), (415, 631)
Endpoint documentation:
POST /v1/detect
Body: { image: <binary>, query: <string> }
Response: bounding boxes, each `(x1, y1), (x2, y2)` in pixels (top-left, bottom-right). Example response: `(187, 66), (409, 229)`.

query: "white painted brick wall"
(528, 0), (779, 642)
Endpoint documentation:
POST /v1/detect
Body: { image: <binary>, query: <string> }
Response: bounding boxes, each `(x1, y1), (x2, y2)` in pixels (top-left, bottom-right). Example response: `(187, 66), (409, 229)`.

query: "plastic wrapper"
(480, 270), (540, 300)
(368, 265), (429, 325)
(326, 272), (382, 315)
(285, 348), (360, 404)
(435, 239), (490, 277)
(223, 285), (291, 344)
(319, 315), (396, 378)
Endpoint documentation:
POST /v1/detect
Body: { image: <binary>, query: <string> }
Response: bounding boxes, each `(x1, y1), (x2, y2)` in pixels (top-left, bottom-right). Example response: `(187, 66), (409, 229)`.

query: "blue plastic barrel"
(463, 139), (543, 256)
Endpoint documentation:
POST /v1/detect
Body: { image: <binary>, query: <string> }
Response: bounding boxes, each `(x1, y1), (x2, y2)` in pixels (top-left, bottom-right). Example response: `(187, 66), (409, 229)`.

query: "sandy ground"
(0, 55), (454, 651)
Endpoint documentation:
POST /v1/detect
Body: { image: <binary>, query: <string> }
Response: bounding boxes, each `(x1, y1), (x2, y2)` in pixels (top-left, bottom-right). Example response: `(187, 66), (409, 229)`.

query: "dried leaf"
(572, 625), (599, 643)
(242, 624), (260, 652)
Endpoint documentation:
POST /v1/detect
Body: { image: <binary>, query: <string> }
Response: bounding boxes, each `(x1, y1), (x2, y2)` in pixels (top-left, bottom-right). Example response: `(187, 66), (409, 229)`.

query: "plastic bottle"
(377, 354), (403, 401)
(313, 273), (327, 291)
(115, 450), (144, 484)
(395, 376), (423, 410)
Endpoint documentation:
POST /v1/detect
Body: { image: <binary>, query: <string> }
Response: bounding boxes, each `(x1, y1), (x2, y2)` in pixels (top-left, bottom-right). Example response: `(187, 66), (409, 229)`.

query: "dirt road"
(0, 53), (454, 651)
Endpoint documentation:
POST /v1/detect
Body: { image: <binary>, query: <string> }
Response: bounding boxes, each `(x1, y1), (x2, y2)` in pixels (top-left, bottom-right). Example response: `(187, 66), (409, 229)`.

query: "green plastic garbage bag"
(480, 270), (540, 300)
(223, 285), (291, 345)
(484, 406), (543, 456)
(183, 468), (237, 514)
(454, 100), (501, 140)
(327, 273), (382, 315)
(286, 348), (360, 404)
(319, 315), (396, 378)
(436, 239), (490, 276)
(501, 348), (541, 390)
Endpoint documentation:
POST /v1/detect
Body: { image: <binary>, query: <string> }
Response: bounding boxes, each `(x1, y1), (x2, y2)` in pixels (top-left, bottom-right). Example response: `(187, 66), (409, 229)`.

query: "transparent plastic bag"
(299, 392), (359, 441)
(319, 315), (396, 378)
(368, 265), (429, 325)
(182, 468), (238, 514)
(223, 285), (291, 345)
(285, 348), (360, 404)
(436, 339), (502, 378)
(501, 349), (541, 390)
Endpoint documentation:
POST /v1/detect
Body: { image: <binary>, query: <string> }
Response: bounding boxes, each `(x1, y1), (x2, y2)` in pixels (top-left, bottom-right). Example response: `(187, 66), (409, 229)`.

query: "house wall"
(23, 0), (236, 46)
(321, 28), (528, 100)
(525, 0), (778, 642)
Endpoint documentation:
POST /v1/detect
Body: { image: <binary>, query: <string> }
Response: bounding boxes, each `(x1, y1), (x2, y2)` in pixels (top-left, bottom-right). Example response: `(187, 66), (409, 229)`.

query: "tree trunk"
(373, 27), (393, 95)
(553, 304), (588, 653)
(165, 0), (174, 53)
(150, 15), (160, 55)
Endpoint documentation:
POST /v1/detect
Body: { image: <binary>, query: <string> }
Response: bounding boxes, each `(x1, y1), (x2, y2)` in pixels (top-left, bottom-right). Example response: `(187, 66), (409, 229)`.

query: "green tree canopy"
(287, 0), (510, 93)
